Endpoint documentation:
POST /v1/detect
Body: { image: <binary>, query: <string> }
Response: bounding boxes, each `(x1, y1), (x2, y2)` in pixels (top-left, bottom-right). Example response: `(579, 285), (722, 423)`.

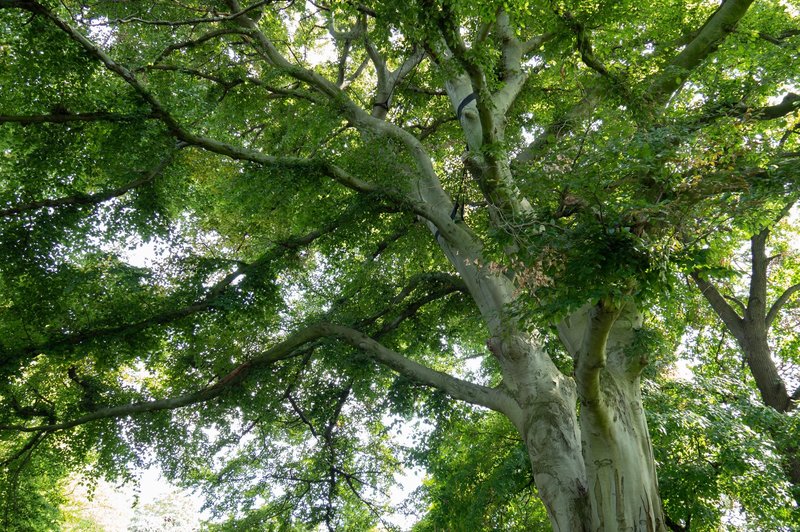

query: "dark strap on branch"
(434, 203), (461, 241)
(456, 93), (477, 120)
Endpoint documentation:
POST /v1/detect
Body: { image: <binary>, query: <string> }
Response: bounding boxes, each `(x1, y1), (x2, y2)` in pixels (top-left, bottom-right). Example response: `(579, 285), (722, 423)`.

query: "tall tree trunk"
(578, 310), (663, 530)
(579, 363), (663, 530)
(499, 315), (666, 531)
(740, 331), (791, 412)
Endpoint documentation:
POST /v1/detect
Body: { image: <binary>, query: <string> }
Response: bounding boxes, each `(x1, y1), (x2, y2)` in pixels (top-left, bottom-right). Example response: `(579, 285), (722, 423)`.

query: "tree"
(691, 209), (800, 502)
(0, 0), (797, 530)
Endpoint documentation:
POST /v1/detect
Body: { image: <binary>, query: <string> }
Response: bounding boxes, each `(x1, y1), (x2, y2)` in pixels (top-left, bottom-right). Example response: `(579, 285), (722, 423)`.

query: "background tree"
(689, 209), (800, 503)
(0, 0), (798, 530)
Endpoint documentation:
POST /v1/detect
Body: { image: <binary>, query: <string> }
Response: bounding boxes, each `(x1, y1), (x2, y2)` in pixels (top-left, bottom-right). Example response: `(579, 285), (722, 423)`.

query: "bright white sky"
(64, 468), (201, 530)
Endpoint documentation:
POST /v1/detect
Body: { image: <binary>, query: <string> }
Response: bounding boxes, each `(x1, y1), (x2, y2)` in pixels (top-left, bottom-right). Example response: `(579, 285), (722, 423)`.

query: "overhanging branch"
(0, 324), (332, 433)
(3, 218), (341, 370)
(757, 28), (800, 46)
(312, 324), (516, 414)
(702, 93), (800, 123)
(645, 0), (756, 106)
(1, 321), (516, 434)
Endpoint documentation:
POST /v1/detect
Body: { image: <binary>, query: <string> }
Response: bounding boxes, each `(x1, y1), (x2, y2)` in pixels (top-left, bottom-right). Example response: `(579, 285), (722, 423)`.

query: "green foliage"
(0, 452), (66, 531)
(0, 0), (798, 529)
(647, 376), (797, 530)
(410, 408), (550, 531)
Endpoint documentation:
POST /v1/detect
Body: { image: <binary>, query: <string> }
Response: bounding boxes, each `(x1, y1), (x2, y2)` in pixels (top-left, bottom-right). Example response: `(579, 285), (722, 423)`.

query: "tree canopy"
(0, 0), (798, 530)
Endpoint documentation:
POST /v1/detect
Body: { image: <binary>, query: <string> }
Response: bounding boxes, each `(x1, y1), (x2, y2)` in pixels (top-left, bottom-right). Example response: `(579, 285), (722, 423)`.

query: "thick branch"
(767, 283), (800, 328)
(520, 0), (755, 159)
(365, 42), (424, 119)
(749, 93), (800, 120)
(224, 0), (457, 223)
(1, 322), (516, 433)
(324, 324), (516, 414)
(494, 14), (552, 118)
(561, 12), (609, 78)
(433, 0), (486, 98)
(645, 0), (756, 106)
(427, 13), (535, 220)
(429, 1), (506, 155)
(0, 324), (332, 433)
(691, 272), (745, 342)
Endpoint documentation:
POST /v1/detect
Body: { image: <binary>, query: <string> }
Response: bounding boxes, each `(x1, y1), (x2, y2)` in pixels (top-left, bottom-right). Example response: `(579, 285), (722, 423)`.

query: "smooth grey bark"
(554, 304), (665, 531)
(476, 304), (667, 531)
(492, 335), (592, 530)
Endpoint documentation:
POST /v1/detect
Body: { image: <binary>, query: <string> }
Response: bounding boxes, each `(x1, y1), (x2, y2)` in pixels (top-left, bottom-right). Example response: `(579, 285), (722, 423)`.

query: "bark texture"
(500, 309), (666, 531)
